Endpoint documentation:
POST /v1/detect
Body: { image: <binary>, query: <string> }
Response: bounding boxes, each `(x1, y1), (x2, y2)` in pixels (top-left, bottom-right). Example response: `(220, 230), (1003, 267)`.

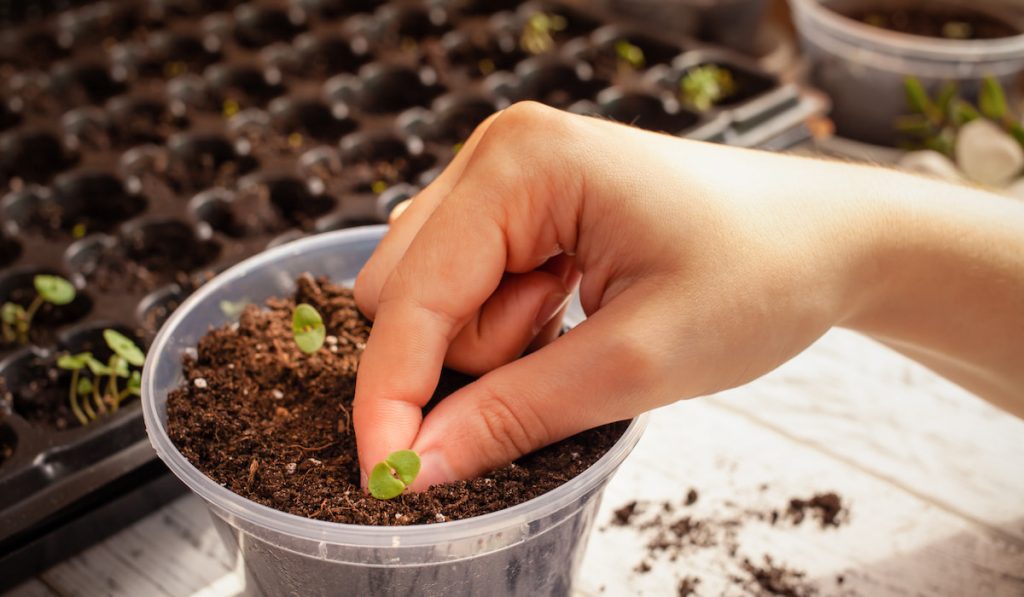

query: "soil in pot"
(166, 274), (625, 525)
(849, 6), (1020, 40)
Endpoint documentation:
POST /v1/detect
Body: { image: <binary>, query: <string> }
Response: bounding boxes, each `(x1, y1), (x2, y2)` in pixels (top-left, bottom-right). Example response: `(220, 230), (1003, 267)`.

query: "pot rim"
(142, 225), (648, 548)
(789, 0), (1024, 61)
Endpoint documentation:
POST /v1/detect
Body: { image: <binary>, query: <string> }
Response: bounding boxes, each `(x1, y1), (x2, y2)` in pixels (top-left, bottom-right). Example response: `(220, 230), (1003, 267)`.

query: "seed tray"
(0, 0), (817, 589)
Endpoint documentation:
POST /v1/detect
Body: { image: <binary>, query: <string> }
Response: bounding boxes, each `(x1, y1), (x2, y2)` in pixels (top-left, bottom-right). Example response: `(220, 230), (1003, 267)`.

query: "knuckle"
(474, 384), (548, 464)
(353, 267), (378, 319)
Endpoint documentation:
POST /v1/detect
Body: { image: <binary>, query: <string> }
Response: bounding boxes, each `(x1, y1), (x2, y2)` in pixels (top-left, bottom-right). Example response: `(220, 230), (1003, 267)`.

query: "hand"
(353, 102), (1024, 489)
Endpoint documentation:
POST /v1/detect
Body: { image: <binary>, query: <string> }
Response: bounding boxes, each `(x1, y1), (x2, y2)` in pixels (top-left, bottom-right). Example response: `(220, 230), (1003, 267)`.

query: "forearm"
(840, 168), (1024, 416)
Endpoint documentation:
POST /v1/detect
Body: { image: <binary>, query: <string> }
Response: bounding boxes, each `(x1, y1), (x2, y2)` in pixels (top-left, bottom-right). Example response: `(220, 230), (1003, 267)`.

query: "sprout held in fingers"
(2, 275), (77, 345)
(369, 450), (422, 500)
(292, 303), (326, 354)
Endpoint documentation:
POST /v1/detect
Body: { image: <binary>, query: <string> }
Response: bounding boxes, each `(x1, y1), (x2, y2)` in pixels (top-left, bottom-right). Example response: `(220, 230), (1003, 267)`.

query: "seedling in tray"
(614, 40), (645, 74)
(56, 329), (145, 426)
(898, 75), (1024, 156)
(680, 65), (737, 112)
(369, 449), (421, 499)
(1, 275), (76, 345)
(520, 12), (566, 55)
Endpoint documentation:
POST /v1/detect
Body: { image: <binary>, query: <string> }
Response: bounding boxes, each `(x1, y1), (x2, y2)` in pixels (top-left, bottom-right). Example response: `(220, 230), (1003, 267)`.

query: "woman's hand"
(352, 102), (1024, 489)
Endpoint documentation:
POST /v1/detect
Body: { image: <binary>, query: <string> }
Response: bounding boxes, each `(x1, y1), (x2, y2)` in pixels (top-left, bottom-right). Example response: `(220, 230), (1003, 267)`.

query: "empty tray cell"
(234, 4), (308, 49)
(371, 3), (450, 49)
(0, 29), (69, 70)
(45, 171), (148, 238)
(0, 130), (78, 186)
(0, 268), (93, 354)
(500, 57), (607, 109)
(61, 107), (114, 151)
(291, 0), (386, 20)
(56, 2), (147, 49)
(48, 61), (128, 108)
(205, 63), (287, 111)
(0, 423), (15, 468)
(141, 32), (224, 79)
(340, 130), (435, 193)
(0, 98), (23, 132)
(0, 233), (21, 268)
(343, 62), (445, 113)
(270, 97), (358, 143)
(437, 27), (526, 79)
(289, 32), (372, 78)
(443, 0), (523, 17)
(166, 132), (258, 192)
(106, 95), (190, 146)
(136, 283), (189, 336)
(408, 93), (496, 144)
(592, 90), (700, 135)
(70, 219), (221, 294)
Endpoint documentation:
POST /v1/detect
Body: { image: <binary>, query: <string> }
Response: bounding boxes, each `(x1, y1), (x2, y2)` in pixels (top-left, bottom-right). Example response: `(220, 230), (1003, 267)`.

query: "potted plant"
(790, 0), (1024, 146)
(142, 227), (646, 596)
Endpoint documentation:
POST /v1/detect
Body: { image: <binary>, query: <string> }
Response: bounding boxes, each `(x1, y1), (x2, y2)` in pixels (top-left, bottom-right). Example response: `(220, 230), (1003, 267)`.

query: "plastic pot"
(141, 226), (647, 597)
(791, 0), (1024, 146)
(598, 0), (769, 54)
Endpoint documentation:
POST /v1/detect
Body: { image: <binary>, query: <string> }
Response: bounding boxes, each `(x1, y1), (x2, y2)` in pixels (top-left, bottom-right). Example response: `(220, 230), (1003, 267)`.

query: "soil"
(851, 8), (1020, 40)
(0, 354), (77, 431)
(602, 488), (850, 595)
(166, 275), (625, 526)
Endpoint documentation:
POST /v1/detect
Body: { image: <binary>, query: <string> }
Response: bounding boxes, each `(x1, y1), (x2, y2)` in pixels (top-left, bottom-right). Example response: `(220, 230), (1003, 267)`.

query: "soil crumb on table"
(603, 487), (851, 596)
(166, 274), (625, 526)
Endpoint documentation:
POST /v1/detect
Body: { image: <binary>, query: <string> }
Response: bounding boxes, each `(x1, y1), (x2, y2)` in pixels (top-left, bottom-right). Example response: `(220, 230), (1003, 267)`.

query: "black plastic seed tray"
(0, 0), (817, 589)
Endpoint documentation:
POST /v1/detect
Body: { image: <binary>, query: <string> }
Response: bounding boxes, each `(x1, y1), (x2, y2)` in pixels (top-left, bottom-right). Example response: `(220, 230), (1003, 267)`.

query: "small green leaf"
(894, 114), (933, 136)
(979, 76), (1007, 121)
(127, 371), (142, 396)
(935, 82), (958, 118)
(903, 77), (933, 115)
(615, 40), (645, 70)
(57, 352), (93, 371)
(103, 329), (146, 367)
(369, 461), (406, 500)
(292, 303), (326, 354)
(77, 377), (93, 396)
(85, 355), (112, 376)
(386, 449), (421, 486)
(109, 354), (130, 378)
(219, 299), (248, 318)
(1009, 123), (1024, 150)
(951, 99), (980, 126)
(2, 302), (24, 325)
(34, 275), (76, 306)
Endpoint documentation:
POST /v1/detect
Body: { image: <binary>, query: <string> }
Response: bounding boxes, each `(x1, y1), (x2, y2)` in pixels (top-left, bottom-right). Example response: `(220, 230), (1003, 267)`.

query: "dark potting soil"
(851, 8), (1020, 40)
(0, 354), (77, 430)
(603, 488), (850, 596)
(166, 274), (625, 526)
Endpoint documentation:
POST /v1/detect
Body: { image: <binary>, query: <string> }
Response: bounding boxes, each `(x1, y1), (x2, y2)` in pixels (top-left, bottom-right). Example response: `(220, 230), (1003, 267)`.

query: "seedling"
(614, 40), (645, 73)
(898, 75), (1024, 156)
(679, 65), (736, 112)
(292, 303), (325, 354)
(369, 449), (421, 500)
(1, 275), (76, 345)
(520, 12), (566, 55)
(56, 329), (146, 427)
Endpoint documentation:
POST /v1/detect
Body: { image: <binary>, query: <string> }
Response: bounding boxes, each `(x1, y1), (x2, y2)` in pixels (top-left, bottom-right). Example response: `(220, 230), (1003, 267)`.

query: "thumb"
(408, 295), (653, 489)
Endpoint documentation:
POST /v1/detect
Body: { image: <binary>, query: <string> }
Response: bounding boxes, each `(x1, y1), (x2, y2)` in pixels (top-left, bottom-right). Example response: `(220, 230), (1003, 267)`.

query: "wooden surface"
(9, 329), (1024, 596)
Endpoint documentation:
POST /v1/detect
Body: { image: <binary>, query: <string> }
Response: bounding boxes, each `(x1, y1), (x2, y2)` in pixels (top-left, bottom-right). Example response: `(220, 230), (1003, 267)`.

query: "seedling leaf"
(77, 377), (93, 396)
(615, 40), (645, 70)
(110, 354), (130, 378)
(903, 77), (933, 115)
(58, 352), (93, 370)
(127, 371), (141, 396)
(386, 449), (421, 486)
(2, 302), (24, 325)
(292, 303), (326, 354)
(85, 355), (112, 376)
(368, 450), (421, 499)
(979, 76), (1007, 121)
(103, 329), (145, 367)
(34, 275), (76, 305)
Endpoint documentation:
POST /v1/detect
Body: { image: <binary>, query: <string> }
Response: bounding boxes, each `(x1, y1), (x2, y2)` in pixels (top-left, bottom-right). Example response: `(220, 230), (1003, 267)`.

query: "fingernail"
(411, 450), (456, 491)
(533, 291), (570, 335)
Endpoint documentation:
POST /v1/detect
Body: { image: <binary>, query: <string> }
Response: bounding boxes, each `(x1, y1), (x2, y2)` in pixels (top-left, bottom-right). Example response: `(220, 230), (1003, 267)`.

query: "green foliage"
(680, 65), (736, 112)
(899, 75), (1024, 158)
(614, 40), (645, 71)
(292, 303), (326, 354)
(520, 12), (566, 55)
(34, 275), (76, 306)
(2, 275), (77, 345)
(369, 450), (422, 500)
(57, 329), (147, 427)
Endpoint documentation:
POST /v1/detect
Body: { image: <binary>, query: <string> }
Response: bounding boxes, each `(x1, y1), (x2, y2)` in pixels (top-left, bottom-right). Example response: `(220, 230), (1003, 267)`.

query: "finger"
(353, 103), (587, 479)
(388, 198), (412, 223)
(445, 255), (580, 373)
(444, 270), (570, 375)
(355, 110), (503, 319)
(408, 291), (658, 489)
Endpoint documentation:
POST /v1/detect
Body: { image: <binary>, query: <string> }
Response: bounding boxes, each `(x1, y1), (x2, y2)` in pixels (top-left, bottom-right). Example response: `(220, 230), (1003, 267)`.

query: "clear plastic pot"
(791, 0), (1024, 146)
(141, 225), (647, 597)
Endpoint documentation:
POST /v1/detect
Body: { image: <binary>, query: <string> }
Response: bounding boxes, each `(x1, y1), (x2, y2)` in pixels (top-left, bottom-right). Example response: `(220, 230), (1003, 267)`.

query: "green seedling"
(520, 12), (566, 55)
(680, 65), (736, 112)
(898, 75), (1024, 156)
(369, 449), (421, 500)
(2, 275), (76, 345)
(614, 39), (645, 73)
(56, 330), (146, 427)
(292, 303), (326, 354)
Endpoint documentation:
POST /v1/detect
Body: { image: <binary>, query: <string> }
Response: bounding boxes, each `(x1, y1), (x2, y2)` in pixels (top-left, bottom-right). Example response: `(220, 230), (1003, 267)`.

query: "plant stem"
(17, 296), (44, 344)
(68, 369), (89, 427)
(93, 385), (108, 415)
(1, 320), (14, 343)
(108, 361), (120, 411)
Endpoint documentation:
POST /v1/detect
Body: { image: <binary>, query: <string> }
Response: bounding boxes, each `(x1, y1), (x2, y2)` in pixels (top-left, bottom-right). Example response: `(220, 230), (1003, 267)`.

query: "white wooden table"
(9, 329), (1024, 596)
